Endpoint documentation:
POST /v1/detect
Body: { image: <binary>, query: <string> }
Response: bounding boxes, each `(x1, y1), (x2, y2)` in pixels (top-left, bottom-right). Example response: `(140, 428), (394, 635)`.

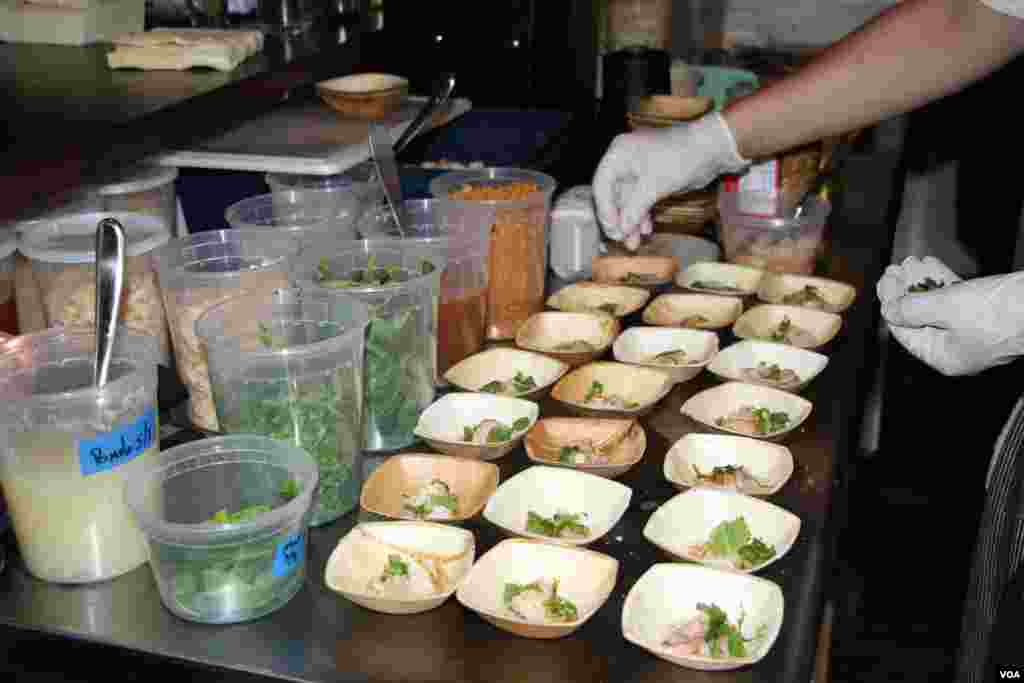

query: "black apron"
(957, 397), (1024, 682)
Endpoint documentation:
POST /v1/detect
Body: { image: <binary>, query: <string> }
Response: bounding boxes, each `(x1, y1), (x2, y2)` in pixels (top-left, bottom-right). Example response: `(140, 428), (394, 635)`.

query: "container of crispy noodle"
(430, 168), (557, 341)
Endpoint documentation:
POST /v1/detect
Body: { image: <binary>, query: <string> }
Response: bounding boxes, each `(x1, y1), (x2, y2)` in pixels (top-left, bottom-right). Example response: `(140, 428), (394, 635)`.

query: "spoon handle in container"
(94, 218), (126, 388)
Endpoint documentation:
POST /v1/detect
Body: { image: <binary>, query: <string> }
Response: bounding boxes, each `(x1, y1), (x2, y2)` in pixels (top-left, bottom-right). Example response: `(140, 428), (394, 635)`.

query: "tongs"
(393, 72), (456, 157)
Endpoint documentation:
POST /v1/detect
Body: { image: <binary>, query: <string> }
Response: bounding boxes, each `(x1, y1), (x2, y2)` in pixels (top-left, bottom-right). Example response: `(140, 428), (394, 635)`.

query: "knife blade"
(368, 123), (406, 237)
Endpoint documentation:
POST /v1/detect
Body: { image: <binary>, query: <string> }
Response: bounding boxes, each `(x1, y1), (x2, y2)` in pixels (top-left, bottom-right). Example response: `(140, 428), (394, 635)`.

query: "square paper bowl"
(757, 272), (857, 313)
(663, 433), (794, 496)
(524, 417), (646, 479)
(605, 234), (721, 270)
(456, 538), (619, 639)
(707, 340), (828, 393)
(642, 293), (744, 330)
(680, 381), (812, 442)
(515, 311), (621, 368)
(483, 466), (633, 546)
(414, 393), (540, 460)
(325, 521), (475, 615)
(546, 281), (651, 318)
(442, 347), (569, 401)
(732, 304), (842, 350)
(612, 326), (719, 384)
(621, 563), (784, 671)
(677, 262), (765, 297)
(642, 488), (801, 574)
(591, 255), (679, 288)
(551, 361), (674, 418)
(359, 453), (499, 523)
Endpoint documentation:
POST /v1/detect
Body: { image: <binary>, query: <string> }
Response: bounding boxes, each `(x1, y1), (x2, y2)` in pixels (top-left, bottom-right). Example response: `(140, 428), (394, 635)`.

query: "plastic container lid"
(19, 212), (171, 264)
(92, 165), (179, 197)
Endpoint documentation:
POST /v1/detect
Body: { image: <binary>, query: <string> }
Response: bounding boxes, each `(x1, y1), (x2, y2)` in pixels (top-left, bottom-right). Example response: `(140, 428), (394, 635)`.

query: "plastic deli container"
(19, 211), (174, 364)
(430, 168), (556, 340)
(717, 190), (832, 275)
(196, 289), (369, 526)
(124, 434), (318, 624)
(153, 229), (299, 432)
(301, 240), (441, 452)
(0, 228), (16, 334)
(355, 198), (495, 377)
(76, 165), (180, 237)
(0, 328), (160, 583)
(224, 189), (367, 256)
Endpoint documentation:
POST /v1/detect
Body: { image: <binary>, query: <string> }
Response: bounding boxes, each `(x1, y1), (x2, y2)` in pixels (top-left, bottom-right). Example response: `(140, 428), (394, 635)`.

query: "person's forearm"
(725, 0), (1024, 159)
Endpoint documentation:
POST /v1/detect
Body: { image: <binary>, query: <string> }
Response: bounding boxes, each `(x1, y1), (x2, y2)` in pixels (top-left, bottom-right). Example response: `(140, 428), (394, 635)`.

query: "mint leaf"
(707, 517), (752, 557)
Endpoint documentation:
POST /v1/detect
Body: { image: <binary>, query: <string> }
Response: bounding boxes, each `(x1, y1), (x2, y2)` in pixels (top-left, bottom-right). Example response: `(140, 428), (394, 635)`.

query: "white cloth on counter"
(107, 28), (264, 72)
(549, 186), (606, 281)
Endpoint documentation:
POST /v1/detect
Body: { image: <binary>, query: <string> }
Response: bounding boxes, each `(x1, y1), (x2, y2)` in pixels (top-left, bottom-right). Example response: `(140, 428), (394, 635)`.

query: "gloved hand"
(878, 256), (1024, 376)
(592, 112), (749, 250)
(876, 255), (962, 305)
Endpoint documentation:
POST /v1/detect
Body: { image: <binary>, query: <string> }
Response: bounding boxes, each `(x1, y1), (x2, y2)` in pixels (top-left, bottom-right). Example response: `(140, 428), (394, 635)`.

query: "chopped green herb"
(480, 380), (505, 394)
(503, 580), (543, 607)
(751, 407), (790, 434)
(464, 425), (477, 441)
(769, 317), (792, 343)
(559, 446), (581, 464)
(526, 511), (590, 538)
(585, 380), (605, 403)
(256, 322), (286, 351)
(704, 516), (777, 570)
(736, 537), (777, 571)
(696, 602), (768, 659)
(511, 371), (537, 393)
(208, 505), (273, 525)
(429, 493), (459, 513)
(908, 277), (944, 293)
(597, 302), (619, 315)
(383, 554), (409, 580)
(543, 580), (578, 622)
(279, 478), (300, 501)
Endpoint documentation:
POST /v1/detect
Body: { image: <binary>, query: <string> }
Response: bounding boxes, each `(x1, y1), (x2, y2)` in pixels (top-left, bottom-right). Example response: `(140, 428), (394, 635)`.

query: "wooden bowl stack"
(317, 73), (409, 119)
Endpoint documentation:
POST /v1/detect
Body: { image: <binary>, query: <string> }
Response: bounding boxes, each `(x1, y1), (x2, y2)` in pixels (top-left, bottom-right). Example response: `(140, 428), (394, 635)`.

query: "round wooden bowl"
(317, 73), (409, 119)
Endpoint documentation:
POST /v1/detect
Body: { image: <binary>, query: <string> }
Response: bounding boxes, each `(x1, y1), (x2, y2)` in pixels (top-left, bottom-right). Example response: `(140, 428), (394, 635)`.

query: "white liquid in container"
(1, 428), (155, 583)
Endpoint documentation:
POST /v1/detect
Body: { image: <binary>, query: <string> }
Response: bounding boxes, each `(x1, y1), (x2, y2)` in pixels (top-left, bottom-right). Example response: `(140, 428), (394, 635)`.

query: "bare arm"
(725, 0), (1024, 159)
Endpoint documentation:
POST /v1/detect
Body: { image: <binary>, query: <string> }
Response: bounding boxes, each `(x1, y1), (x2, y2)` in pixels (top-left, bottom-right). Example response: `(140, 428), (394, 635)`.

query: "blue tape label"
(273, 530), (306, 578)
(77, 407), (157, 477)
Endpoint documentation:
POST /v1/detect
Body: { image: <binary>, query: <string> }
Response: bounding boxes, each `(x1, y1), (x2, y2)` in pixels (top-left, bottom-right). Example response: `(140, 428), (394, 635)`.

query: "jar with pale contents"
(430, 169), (557, 341)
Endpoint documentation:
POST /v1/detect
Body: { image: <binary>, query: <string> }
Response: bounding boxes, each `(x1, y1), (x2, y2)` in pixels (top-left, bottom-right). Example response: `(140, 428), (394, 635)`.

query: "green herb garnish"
(705, 516), (776, 570)
(383, 554), (409, 580)
(697, 602), (768, 658)
(543, 579), (578, 622)
(279, 478), (301, 501)
(584, 380), (605, 403)
(526, 511), (590, 538)
(318, 254), (405, 288)
(511, 371), (537, 393)
(504, 580), (543, 607)
(480, 380), (505, 394)
(597, 302), (619, 315)
(463, 417), (531, 443)
(559, 446), (581, 464)
(208, 504), (273, 525)
(751, 407), (790, 435)
(769, 317), (792, 343)
(908, 277), (944, 293)
(256, 322), (286, 350)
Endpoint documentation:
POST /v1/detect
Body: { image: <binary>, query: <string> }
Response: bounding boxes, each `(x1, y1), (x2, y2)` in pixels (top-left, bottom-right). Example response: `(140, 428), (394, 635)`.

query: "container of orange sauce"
(431, 168), (557, 341)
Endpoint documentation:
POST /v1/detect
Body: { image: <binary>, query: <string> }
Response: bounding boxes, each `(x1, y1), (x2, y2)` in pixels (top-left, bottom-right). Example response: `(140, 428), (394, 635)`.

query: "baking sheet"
(155, 96), (472, 175)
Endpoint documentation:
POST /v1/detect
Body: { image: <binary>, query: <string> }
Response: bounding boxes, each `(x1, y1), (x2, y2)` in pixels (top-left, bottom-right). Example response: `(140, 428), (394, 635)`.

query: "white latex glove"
(878, 259), (1024, 376)
(876, 255), (962, 305)
(592, 112), (749, 250)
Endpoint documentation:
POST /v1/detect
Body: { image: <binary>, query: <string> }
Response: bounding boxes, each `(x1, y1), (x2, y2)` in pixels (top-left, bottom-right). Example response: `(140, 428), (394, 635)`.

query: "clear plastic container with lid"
(124, 434), (318, 624)
(224, 189), (366, 256)
(430, 168), (557, 340)
(196, 288), (370, 526)
(301, 239), (441, 452)
(79, 165), (179, 237)
(0, 328), (160, 584)
(0, 228), (16, 334)
(153, 229), (299, 432)
(18, 211), (174, 365)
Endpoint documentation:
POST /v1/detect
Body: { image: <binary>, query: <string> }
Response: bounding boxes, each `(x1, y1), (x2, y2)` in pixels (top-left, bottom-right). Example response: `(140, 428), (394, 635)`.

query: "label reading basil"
(272, 531), (306, 578)
(77, 407), (157, 477)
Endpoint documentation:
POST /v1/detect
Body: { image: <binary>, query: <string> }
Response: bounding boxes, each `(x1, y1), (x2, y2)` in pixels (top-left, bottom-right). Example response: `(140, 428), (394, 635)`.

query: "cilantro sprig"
(526, 511), (590, 538)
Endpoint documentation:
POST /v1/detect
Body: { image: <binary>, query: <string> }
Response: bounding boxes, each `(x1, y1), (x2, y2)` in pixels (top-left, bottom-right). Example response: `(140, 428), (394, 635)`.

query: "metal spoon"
(93, 218), (126, 388)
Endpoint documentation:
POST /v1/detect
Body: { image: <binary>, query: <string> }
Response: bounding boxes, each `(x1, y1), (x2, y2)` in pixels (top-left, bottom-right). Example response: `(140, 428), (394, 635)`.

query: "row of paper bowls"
(329, 435), (794, 670)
